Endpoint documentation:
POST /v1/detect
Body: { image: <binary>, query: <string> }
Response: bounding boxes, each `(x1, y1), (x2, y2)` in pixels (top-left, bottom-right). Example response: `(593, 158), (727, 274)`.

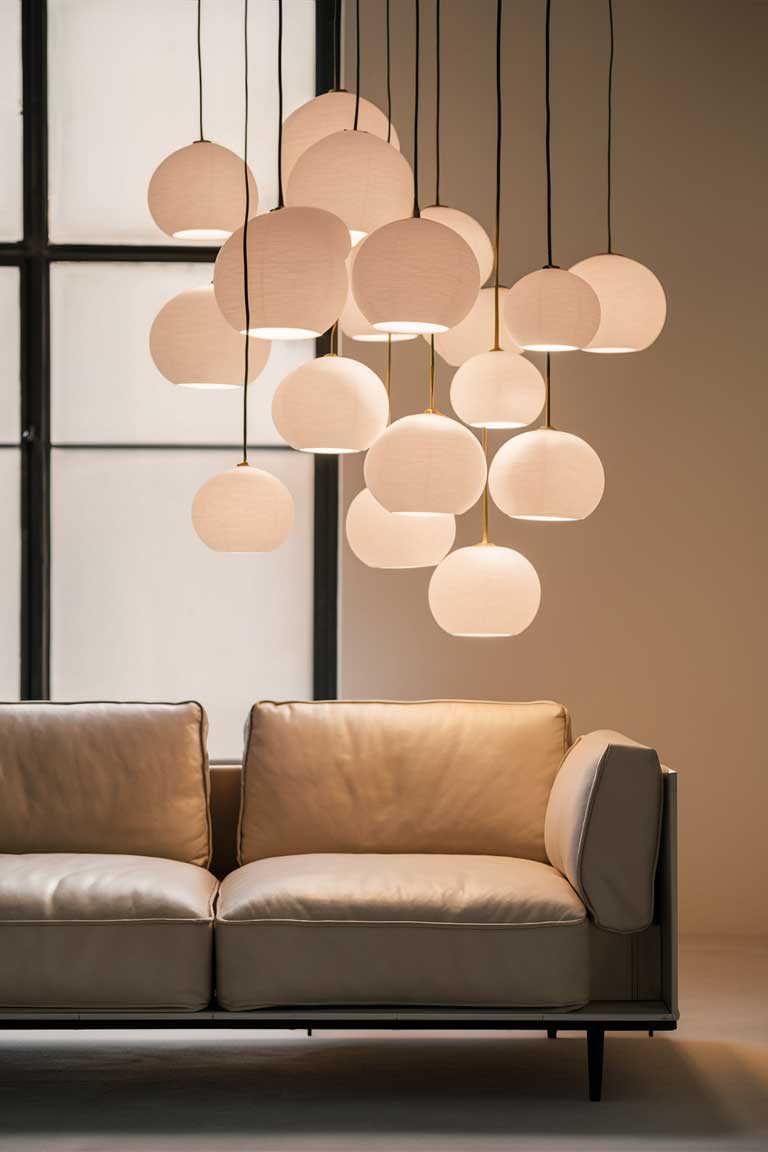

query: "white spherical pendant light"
(489, 427), (605, 521)
(272, 355), (388, 454)
(149, 284), (270, 389)
(213, 207), (349, 339)
(148, 142), (258, 241)
(503, 267), (601, 351)
(285, 130), (413, 246)
(421, 205), (494, 285)
(352, 217), (481, 335)
(431, 286), (520, 366)
(450, 350), (545, 429)
(428, 544), (541, 637)
(340, 250), (417, 342)
(346, 488), (455, 569)
(569, 253), (666, 353)
(364, 412), (487, 514)
(191, 465), (293, 552)
(281, 91), (400, 185)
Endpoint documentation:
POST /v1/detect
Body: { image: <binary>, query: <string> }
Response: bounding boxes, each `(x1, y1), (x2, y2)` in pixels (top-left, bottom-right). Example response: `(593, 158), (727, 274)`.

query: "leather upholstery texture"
(239, 700), (571, 865)
(0, 853), (217, 1009)
(544, 730), (663, 933)
(0, 702), (211, 866)
(215, 853), (589, 1010)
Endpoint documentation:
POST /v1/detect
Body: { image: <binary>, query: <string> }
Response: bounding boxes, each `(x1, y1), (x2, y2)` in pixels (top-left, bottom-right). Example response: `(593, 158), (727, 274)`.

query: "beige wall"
(340, 0), (767, 935)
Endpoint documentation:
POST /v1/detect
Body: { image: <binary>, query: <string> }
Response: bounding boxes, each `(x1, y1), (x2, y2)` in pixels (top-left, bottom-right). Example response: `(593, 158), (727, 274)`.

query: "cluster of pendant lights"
(148, 0), (666, 638)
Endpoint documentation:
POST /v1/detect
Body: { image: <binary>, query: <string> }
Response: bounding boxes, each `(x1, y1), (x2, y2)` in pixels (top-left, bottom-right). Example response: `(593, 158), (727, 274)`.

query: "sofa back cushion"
(0, 702), (211, 866)
(239, 700), (570, 865)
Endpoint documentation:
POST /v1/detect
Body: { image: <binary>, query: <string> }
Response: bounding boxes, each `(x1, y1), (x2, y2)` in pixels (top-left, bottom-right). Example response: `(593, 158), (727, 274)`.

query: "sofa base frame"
(1, 1004), (677, 1103)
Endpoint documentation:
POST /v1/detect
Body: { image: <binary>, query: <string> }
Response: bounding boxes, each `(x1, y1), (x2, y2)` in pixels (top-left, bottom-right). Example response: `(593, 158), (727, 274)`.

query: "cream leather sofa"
(0, 699), (678, 1101)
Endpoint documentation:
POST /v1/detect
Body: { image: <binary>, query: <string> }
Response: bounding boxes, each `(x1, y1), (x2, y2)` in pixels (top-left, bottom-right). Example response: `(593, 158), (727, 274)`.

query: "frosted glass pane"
(0, 450), (20, 697)
(0, 0), (22, 240)
(50, 262), (312, 444)
(0, 267), (20, 442)
(51, 448), (313, 758)
(48, 0), (315, 242)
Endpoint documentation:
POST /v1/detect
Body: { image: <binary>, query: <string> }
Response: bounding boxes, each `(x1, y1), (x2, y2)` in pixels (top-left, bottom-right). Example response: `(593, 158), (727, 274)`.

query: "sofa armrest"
(544, 730), (664, 933)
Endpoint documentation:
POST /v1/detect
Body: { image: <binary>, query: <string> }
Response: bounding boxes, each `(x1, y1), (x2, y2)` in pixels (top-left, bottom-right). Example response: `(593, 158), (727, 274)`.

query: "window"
(0, 0), (338, 756)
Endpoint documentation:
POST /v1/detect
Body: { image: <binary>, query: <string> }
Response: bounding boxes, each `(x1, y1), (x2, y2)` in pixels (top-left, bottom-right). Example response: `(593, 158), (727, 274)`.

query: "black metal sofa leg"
(547, 1027), (557, 1039)
(587, 1027), (605, 1101)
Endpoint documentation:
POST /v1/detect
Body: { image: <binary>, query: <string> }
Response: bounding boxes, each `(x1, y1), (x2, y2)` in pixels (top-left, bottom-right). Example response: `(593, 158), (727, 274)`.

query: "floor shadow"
(1, 1029), (766, 1148)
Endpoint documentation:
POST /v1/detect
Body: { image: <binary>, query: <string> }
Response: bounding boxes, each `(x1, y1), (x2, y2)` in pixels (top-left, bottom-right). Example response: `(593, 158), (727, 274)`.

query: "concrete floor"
(0, 937), (766, 1152)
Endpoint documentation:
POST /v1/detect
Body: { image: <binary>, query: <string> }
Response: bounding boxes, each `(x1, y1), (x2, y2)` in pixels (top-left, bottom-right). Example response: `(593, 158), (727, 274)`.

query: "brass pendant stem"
(329, 320), (338, 356)
(386, 334), (392, 398)
(544, 352), (552, 427)
(481, 427), (489, 544)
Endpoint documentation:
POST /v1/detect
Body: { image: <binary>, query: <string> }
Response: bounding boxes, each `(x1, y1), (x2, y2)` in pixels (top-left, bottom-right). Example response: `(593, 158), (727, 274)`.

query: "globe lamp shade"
(213, 207), (349, 340)
(272, 355), (389, 454)
(489, 427), (605, 521)
(450, 350), (545, 429)
(346, 488), (456, 569)
(285, 130), (413, 246)
(150, 285), (270, 388)
(352, 217), (481, 335)
(503, 267), (601, 351)
(340, 250), (417, 342)
(432, 286), (520, 366)
(148, 142), (258, 241)
(428, 544), (541, 637)
(421, 205), (494, 285)
(281, 91), (400, 185)
(191, 465), (293, 552)
(364, 412), (487, 514)
(569, 253), (666, 352)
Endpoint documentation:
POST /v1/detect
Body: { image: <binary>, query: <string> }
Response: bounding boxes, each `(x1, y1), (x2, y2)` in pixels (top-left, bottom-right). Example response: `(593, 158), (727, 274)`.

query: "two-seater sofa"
(0, 699), (678, 1100)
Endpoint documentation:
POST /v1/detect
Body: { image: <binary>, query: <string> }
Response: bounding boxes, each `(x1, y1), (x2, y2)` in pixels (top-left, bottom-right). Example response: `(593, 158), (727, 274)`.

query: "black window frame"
(0, 0), (339, 702)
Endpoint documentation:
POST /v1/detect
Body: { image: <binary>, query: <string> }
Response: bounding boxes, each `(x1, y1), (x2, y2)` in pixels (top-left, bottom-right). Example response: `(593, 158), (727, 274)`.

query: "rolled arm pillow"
(544, 730), (663, 933)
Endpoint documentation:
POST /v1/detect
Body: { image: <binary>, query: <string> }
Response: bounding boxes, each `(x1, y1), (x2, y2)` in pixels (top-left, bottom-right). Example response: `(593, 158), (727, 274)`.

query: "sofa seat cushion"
(215, 853), (588, 1010)
(0, 854), (217, 1010)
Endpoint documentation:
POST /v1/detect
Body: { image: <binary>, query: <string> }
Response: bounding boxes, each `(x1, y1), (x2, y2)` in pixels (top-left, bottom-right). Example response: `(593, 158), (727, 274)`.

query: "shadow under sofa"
(0, 699), (678, 1101)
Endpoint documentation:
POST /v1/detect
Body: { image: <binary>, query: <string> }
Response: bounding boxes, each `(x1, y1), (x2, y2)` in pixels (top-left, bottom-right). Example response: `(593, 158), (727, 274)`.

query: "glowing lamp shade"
(429, 544), (541, 637)
(149, 285), (270, 388)
(503, 267), (601, 351)
(281, 91), (400, 184)
(364, 412), (487, 514)
(148, 142), (258, 241)
(569, 253), (667, 352)
(214, 207), (349, 339)
(352, 217), (481, 335)
(432, 286), (520, 366)
(340, 250), (417, 342)
(191, 465), (293, 552)
(346, 488), (455, 569)
(272, 355), (388, 454)
(489, 428), (605, 522)
(421, 205), (494, 285)
(450, 350), (545, 429)
(285, 131), (413, 244)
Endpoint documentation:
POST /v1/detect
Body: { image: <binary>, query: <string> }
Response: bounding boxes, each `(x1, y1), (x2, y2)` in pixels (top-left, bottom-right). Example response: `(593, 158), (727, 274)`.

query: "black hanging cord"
(386, 0), (392, 142)
(353, 0), (361, 129)
(545, 353), (552, 427)
(332, 0), (341, 90)
(492, 0), (502, 349)
(241, 0), (251, 465)
(413, 0), (421, 217)
(277, 0), (284, 208)
(607, 0), (614, 253)
(545, 0), (554, 266)
(196, 0), (204, 140)
(434, 0), (441, 204)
